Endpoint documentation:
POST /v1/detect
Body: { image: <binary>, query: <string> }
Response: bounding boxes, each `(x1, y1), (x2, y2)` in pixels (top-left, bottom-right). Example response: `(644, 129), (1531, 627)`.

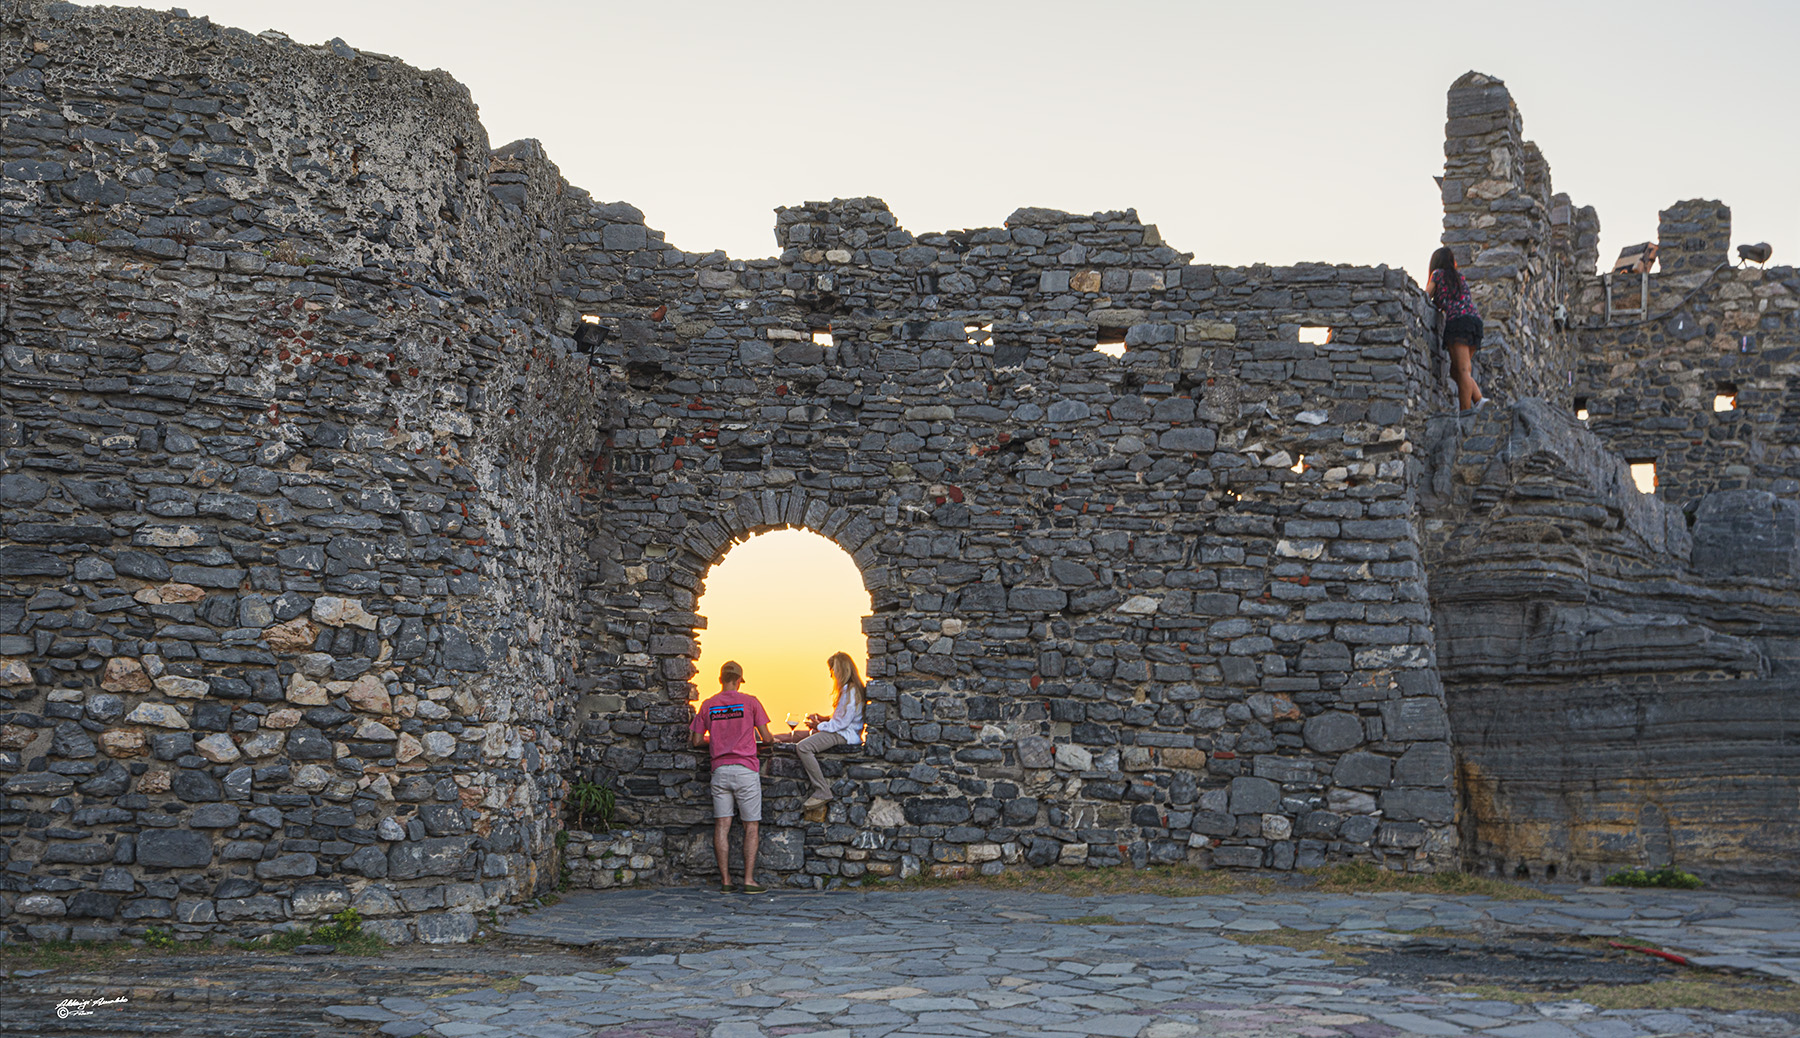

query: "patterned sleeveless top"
(1429, 269), (1479, 319)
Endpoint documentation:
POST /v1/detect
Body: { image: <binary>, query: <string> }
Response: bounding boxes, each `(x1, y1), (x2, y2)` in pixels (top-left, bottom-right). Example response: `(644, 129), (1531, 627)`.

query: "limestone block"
(100, 657), (151, 692)
(286, 674), (330, 706)
(125, 703), (187, 729)
(194, 733), (241, 763)
(345, 675), (393, 714)
(264, 618), (319, 652)
(355, 720), (398, 741)
(154, 675), (209, 699)
(239, 730), (286, 758)
(99, 729), (145, 757)
(312, 596), (377, 630)
(865, 797), (905, 828)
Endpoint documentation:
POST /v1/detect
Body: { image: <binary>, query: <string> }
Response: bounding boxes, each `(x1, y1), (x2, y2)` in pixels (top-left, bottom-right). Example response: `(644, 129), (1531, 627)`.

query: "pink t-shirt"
(690, 690), (769, 772)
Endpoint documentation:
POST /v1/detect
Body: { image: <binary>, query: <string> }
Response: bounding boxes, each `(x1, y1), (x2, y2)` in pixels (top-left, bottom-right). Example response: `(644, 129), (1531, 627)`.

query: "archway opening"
(692, 529), (872, 729)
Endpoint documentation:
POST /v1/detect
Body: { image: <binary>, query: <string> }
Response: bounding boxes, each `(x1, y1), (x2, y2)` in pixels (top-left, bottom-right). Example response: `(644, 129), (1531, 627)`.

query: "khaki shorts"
(710, 763), (762, 822)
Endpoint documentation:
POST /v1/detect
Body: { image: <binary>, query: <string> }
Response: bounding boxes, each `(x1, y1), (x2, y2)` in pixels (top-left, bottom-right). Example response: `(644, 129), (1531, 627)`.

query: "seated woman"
(776, 651), (865, 809)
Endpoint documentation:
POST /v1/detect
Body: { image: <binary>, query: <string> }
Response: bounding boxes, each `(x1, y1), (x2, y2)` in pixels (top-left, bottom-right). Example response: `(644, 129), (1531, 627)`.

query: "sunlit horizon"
(692, 530), (872, 730)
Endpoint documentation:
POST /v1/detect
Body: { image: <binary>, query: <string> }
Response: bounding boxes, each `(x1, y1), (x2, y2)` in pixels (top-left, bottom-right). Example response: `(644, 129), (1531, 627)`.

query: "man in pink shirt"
(688, 660), (775, 893)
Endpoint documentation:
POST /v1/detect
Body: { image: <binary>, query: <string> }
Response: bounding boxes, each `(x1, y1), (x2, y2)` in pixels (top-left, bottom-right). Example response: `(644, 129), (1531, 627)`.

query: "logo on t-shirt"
(708, 704), (746, 721)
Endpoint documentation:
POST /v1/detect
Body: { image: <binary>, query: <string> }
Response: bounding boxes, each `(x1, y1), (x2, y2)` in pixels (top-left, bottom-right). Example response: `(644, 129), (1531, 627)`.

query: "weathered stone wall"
(0, 2), (600, 943)
(1438, 72), (1586, 409)
(557, 194), (1464, 886)
(1570, 203), (1800, 505)
(0, 1), (1792, 944)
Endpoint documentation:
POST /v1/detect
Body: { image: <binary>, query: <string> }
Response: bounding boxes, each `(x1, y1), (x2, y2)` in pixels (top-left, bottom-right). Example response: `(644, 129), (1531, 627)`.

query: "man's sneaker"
(714, 882), (737, 894)
(802, 795), (832, 810)
(739, 882), (767, 894)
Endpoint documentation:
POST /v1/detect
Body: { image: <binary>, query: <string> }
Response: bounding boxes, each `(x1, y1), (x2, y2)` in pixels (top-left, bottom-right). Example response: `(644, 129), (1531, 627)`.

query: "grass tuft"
(1457, 977), (1800, 1013)
(1603, 865), (1703, 889)
(232, 908), (384, 955)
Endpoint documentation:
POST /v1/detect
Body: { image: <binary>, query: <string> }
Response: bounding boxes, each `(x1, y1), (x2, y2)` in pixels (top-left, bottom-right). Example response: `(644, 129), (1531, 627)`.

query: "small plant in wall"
(568, 777), (615, 833)
(1604, 865), (1703, 889)
(143, 926), (177, 950)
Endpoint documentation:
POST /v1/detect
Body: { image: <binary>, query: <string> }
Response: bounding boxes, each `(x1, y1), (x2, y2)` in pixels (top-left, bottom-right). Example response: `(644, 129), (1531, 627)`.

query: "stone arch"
(654, 490), (899, 703)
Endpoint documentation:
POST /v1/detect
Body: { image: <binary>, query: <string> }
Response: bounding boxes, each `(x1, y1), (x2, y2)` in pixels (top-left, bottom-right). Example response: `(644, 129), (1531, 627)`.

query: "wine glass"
(785, 712), (798, 741)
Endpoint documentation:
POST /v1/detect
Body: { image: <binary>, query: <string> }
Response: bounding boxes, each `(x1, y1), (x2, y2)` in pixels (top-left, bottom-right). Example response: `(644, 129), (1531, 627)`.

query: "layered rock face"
(1431, 73), (1800, 891)
(0, 3), (599, 942)
(1422, 400), (1800, 888)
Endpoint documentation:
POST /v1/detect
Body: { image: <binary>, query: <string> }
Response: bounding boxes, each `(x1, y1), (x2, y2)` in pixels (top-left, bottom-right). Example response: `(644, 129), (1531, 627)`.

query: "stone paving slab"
(361, 885), (1800, 1038)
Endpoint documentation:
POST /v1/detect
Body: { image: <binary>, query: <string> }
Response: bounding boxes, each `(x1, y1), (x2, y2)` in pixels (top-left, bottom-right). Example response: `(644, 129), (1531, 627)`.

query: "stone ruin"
(0, 2), (1792, 944)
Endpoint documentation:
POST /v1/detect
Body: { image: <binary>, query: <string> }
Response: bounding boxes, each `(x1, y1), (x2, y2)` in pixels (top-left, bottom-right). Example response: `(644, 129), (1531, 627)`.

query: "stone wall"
(0, 1), (1793, 946)
(0, 2), (599, 943)
(563, 194), (1463, 885)
(1569, 203), (1800, 505)
(1438, 72), (1585, 409)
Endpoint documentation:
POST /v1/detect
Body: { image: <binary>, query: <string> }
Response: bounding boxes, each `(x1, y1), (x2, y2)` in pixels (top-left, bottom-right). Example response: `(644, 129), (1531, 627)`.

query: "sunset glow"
(692, 530), (872, 728)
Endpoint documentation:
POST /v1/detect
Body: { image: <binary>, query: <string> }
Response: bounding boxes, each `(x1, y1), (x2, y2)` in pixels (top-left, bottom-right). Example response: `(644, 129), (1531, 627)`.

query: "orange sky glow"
(691, 530), (872, 728)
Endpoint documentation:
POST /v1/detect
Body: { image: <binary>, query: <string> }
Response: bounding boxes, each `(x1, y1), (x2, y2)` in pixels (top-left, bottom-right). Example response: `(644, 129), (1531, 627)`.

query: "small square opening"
(1298, 326), (1332, 345)
(811, 328), (834, 349)
(1094, 328), (1126, 359)
(1714, 384), (1737, 412)
(966, 322), (993, 348)
(1574, 396), (1589, 423)
(1628, 460), (1657, 494)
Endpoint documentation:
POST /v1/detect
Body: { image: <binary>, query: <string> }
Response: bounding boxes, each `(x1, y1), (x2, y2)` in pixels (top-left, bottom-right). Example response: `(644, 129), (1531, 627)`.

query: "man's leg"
(713, 815), (732, 887)
(742, 820), (760, 887)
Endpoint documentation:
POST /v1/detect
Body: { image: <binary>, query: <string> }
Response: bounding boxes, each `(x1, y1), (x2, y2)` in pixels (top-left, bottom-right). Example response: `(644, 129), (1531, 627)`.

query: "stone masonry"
(0, 9), (1792, 946)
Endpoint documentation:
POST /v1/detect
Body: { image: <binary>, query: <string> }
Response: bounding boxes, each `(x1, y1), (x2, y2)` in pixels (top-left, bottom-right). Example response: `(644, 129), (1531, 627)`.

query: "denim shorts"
(710, 764), (762, 822)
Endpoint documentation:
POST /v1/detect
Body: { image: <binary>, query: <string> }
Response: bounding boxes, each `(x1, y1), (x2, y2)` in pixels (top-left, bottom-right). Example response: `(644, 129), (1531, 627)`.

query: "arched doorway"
(692, 529), (873, 727)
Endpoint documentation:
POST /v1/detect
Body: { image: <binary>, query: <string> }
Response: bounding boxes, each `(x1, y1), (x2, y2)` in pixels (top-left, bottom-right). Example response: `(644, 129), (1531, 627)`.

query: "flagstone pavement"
(334, 884), (1800, 1038)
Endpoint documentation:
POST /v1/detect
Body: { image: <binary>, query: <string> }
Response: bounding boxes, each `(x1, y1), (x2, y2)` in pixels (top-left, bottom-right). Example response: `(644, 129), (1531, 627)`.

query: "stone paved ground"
(331, 885), (1800, 1038)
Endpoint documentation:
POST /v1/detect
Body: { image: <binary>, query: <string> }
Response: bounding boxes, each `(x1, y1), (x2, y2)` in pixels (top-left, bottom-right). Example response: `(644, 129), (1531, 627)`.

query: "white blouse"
(816, 688), (864, 746)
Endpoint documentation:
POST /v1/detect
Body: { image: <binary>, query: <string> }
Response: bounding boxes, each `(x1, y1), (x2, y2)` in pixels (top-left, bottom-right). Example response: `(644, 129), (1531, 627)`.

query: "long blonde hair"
(827, 651), (864, 712)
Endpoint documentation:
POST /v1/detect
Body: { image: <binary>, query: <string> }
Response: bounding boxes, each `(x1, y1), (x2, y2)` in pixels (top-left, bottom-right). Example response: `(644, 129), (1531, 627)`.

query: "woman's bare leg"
(1450, 342), (1483, 410)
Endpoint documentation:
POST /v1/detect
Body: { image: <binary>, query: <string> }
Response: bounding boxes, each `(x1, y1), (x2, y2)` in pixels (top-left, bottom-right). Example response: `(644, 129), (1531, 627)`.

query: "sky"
(176, 0), (1799, 276)
(687, 531), (871, 726)
(160, 1), (1796, 701)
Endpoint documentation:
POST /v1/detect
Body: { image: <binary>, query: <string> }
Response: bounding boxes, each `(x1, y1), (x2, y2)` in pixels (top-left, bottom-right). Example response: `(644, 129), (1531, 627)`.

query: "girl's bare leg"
(1450, 342), (1483, 410)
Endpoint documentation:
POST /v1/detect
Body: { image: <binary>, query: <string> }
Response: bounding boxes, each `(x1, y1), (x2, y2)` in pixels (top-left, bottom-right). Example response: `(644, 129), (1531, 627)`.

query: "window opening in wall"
(966, 323), (993, 348)
(1574, 396), (1589, 423)
(1714, 384), (1738, 412)
(811, 328), (834, 349)
(1628, 461), (1657, 495)
(1297, 326), (1332, 345)
(574, 315), (608, 353)
(1290, 454), (1306, 474)
(1094, 328), (1126, 359)
(693, 529), (871, 725)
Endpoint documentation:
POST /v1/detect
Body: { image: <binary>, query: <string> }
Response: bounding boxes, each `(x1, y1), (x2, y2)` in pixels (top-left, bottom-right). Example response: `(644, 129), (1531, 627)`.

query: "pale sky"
(176, 0), (1798, 276)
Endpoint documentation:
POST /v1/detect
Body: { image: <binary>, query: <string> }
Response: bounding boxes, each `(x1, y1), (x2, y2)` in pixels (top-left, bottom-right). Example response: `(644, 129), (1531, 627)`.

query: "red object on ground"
(1608, 941), (1691, 966)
